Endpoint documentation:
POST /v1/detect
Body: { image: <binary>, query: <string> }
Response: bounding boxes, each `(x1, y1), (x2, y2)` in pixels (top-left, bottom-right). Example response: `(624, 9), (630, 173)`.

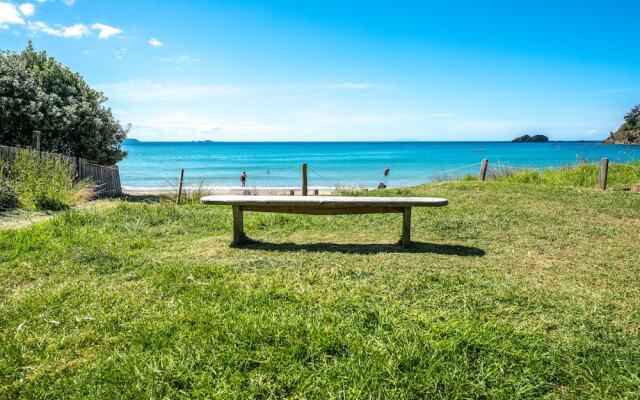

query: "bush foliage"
(0, 179), (18, 211)
(0, 42), (128, 164)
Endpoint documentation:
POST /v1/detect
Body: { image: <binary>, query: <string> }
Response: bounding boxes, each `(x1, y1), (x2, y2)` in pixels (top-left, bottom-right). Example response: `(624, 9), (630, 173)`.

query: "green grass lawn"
(1, 181), (639, 398)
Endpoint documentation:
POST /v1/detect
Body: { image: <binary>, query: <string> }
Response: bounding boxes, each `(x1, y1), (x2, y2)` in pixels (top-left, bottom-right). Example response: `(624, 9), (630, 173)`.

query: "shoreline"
(122, 185), (362, 196)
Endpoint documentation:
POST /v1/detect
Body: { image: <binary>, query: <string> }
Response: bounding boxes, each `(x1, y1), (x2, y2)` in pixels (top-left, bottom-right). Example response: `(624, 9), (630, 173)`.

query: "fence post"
(479, 159), (489, 181)
(114, 165), (122, 195)
(33, 130), (41, 152)
(176, 168), (185, 204)
(599, 158), (609, 190)
(302, 163), (308, 196)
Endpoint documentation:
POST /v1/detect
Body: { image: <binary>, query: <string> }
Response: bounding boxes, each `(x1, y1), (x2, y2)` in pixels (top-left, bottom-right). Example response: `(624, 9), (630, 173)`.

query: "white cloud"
(0, 2), (25, 29)
(91, 23), (121, 39)
(148, 37), (163, 47)
(28, 21), (91, 37)
(97, 81), (247, 101)
(18, 3), (35, 16)
(161, 54), (200, 63)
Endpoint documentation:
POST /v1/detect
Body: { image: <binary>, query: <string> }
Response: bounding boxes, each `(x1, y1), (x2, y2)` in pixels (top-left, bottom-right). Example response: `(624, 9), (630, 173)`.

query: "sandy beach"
(121, 186), (352, 196)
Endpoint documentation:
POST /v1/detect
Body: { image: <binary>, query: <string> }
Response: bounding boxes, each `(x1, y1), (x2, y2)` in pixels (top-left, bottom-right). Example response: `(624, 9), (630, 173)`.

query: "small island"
(604, 104), (640, 145)
(123, 138), (141, 144)
(512, 134), (549, 143)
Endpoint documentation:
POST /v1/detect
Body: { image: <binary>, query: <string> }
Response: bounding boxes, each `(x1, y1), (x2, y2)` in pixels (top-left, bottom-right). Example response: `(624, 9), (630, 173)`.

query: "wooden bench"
(200, 195), (448, 247)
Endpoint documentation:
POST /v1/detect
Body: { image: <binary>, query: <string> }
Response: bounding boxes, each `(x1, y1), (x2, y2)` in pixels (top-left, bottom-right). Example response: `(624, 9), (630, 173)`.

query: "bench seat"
(200, 195), (448, 247)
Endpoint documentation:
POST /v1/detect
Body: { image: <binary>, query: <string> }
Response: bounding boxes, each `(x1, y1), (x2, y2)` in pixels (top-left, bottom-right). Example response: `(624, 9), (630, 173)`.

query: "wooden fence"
(0, 145), (122, 197)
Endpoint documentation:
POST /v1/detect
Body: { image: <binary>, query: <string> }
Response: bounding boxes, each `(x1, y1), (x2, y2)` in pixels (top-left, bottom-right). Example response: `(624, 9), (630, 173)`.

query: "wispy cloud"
(34, 0), (74, 5)
(114, 48), (127, 60)
(126, 111), (286, 141)
(299, 107), (417, 126)
(28, 21), (90, 37)
(161, 54), (200, 63)
(0, 2), (25, 29)
(148, 37), (163, 47)
(97, 81), (248, 101)
(98, 80), (392, 102)
(92, 23), (122, 39)
(599, 86), (640, 94)
(277, 82), (393, 93)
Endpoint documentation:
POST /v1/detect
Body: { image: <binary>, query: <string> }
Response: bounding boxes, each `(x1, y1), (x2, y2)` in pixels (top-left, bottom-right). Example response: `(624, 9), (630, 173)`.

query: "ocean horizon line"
(125, 139), (605, 144)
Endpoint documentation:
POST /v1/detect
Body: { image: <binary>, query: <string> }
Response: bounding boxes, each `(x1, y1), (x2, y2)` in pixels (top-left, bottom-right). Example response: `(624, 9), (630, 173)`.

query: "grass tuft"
(495, 161), (640, 190)
(5, 150), (95, 211)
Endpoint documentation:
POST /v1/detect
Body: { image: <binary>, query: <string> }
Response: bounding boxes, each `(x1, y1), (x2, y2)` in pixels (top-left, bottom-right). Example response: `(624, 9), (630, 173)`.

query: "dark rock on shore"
(603, 127), (640, 145)
(603, 135), (640, 145)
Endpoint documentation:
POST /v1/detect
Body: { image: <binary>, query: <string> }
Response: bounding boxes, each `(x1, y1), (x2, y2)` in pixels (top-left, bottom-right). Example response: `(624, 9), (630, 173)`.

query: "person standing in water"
(384, 167), (390, 176)
(240, 171), (247, 188)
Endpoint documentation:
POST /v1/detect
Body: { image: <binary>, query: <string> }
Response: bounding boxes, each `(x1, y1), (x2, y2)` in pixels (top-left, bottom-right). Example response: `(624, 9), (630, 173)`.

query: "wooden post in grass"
(302, 163), (308, 196)
(176, 168), (185, 204)
(402, 207), (412, 248)
(33, 130), (41, 152)
(232, 205), (244, 245)
(599, 158), (609, 190)
(479, 159), (489, 181)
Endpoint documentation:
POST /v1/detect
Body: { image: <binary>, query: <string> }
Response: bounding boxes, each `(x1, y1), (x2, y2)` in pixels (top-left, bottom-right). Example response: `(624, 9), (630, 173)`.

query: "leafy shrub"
(9, 150), (95, 211)
(0, 179), (18, 211)
(0, 42), (128, 164)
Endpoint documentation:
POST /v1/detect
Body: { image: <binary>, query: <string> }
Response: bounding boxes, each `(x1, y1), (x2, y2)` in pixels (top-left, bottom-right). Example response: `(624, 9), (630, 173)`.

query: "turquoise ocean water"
(118, 141), (638, 189)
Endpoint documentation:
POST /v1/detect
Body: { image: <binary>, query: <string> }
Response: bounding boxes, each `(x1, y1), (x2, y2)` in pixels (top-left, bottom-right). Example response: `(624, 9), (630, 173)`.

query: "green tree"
(623, 104), (640, 126)
(0, 42), (128, 164)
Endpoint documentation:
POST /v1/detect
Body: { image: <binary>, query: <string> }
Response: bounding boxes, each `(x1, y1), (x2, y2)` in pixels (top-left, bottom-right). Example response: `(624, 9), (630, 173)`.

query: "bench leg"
(402, 207), (411, 248)
(232, 206), (245, 246)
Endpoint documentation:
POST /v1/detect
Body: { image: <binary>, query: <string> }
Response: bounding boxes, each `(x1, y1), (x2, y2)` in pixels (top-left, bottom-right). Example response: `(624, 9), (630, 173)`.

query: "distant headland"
(604, 104), (640, 145)
(512, 134), (549, 143)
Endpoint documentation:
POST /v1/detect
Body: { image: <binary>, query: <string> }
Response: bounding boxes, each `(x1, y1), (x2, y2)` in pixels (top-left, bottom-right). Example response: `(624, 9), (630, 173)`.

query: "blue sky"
(1, 0), (639, 141)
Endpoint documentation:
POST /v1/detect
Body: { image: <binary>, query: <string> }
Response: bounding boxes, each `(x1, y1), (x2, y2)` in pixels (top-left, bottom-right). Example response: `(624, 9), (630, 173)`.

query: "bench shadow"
(119, 194), (163, 203)
(237, 239), (485, 257)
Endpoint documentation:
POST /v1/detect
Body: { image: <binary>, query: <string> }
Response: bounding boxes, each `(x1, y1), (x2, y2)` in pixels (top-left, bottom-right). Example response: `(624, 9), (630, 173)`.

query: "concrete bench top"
(200, 195), (448, 208)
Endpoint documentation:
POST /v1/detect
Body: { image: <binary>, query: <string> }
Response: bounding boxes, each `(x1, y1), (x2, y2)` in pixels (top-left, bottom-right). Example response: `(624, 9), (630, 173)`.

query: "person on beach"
(240, 171), (247, 188)
(384, 167), (390, 176)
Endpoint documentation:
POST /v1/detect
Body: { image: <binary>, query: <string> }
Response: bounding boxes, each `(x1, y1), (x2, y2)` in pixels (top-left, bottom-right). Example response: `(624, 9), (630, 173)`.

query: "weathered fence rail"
(0, 145), (122, 197)
(76, 158), (122, 197)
